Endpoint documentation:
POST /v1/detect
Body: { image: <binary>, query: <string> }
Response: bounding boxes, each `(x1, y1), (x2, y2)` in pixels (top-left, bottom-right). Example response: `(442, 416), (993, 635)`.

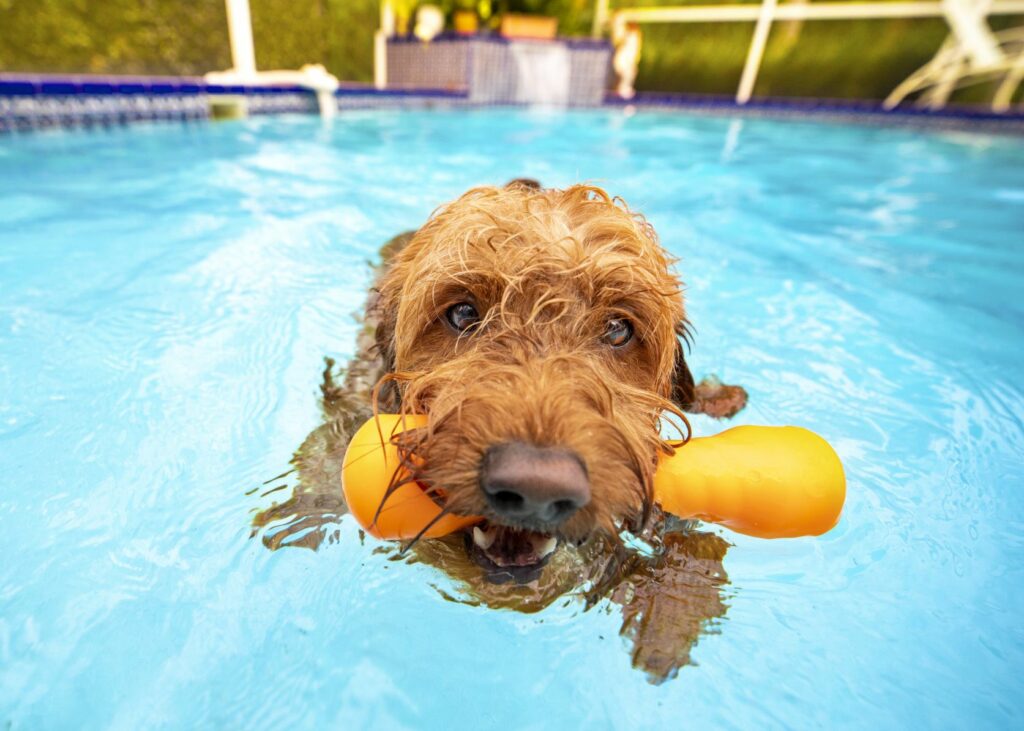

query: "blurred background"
(3, 0), (1023, 106)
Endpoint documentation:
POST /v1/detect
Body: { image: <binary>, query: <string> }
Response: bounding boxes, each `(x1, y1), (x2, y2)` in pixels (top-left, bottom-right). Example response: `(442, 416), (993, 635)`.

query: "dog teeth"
(534, 536), (558, 558)
(473, 526), (496, 550)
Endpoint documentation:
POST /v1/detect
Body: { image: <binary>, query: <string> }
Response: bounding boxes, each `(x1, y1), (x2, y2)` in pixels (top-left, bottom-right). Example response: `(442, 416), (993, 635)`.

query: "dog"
(254, 181), (747, 682)
(369, 181), (747, 569)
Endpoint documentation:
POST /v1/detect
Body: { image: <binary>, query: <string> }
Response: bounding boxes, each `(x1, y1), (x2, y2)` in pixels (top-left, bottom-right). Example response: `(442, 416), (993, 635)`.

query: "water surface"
(1, 110), (1023, 729)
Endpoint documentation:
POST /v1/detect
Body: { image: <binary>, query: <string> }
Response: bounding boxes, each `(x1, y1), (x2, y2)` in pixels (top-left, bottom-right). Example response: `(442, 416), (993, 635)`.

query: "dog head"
(372, 184), (696, 579)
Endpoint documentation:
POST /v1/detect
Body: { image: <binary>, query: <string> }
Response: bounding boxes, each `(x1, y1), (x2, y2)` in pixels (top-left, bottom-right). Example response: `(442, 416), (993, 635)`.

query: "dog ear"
(365, 231), (418, 411)
(368, 286), (401, 411)
(671, 318), (750, 419)
(371, 292), (396, 374)
(505, 177), (542, 191)
(669, 329), (697, 411)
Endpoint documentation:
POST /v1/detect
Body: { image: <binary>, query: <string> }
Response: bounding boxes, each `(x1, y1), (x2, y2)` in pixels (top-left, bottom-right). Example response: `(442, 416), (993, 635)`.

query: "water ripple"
(1, 110), (1023, 729)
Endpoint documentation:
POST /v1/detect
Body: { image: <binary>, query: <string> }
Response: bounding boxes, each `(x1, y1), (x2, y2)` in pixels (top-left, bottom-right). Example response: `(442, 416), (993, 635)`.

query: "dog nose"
(480, 442), (590, 526)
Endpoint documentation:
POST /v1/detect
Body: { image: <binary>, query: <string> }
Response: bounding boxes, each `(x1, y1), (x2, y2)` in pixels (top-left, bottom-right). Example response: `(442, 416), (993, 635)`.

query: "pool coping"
(610, 92), (1024, 133)
(2, 72), (1023, 135)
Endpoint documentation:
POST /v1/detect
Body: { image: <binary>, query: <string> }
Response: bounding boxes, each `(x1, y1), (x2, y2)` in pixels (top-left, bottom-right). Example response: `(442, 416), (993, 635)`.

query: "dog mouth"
(463, 521), (559, 583)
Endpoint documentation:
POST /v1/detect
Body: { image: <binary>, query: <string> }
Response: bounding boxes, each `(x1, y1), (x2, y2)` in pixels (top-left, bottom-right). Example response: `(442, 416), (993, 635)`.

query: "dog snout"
(480, 442), (590, 526)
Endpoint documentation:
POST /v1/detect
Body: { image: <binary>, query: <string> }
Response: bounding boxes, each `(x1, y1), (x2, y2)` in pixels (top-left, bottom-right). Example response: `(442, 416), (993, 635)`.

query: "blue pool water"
(2, 110), (1023, 729)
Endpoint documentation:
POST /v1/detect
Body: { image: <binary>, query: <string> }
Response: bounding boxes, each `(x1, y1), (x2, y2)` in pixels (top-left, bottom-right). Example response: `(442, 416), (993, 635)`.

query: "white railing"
(885, 26), (1024, 109)
(599, 0), (1024, 110)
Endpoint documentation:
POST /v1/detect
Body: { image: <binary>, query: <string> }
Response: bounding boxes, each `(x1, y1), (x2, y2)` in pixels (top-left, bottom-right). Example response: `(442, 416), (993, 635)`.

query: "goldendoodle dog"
(254, 180), (747, 682)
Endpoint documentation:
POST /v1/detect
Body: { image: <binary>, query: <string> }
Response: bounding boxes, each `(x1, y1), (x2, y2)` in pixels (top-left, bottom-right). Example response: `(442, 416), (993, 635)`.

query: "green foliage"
(248, 0), (378, 83)
(633, 17), (950, 100)
(0, 0), (230, 75)
(0, 0), (377, 80)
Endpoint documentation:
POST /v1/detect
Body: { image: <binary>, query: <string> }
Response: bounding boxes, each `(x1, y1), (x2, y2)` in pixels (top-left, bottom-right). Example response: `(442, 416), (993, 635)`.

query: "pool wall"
(2, 71), (1023, 134)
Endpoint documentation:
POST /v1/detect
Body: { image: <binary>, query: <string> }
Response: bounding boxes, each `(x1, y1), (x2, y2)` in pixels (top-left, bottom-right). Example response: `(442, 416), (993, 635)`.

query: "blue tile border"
(336, 85), (468, 99)
(607, 92), (1024, 131)
(3, 72), (1022, 134)
(0, 73), (322, 98)
(0, 73), (336, 132)
(1, 80), (36, 97)
(2, 74), (191, 95)
(80, 81), (115, 95)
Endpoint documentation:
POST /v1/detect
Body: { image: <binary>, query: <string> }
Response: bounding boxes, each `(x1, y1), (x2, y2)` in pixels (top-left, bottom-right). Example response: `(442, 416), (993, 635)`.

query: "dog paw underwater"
(250, 182), (845, 683)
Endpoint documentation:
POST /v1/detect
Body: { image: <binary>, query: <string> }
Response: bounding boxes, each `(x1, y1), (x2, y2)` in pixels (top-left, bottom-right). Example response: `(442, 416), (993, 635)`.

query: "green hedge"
(0, 0), (230, 76)
(633, 16), (950, 99)
(0, 0), (377, 80)
(613, 0), (1020, 102)
(1, 0), (1019, 102)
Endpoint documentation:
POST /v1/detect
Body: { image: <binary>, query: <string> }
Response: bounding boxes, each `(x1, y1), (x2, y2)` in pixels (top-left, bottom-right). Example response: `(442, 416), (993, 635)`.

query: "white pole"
(375, 0), (394, 90)
(224, 0), (258, 76)
(593, 0), (611, 38)
(380, 0), (395, 36)
(614, 1), (1024, 25)
(374, 30), (388, 90)
(736, 0), (777, 104)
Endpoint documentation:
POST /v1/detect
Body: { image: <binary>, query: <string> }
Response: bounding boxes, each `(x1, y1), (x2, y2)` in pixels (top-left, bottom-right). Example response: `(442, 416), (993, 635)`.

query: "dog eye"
(446, 302), (480, 332)
(604, 318), (634, 348)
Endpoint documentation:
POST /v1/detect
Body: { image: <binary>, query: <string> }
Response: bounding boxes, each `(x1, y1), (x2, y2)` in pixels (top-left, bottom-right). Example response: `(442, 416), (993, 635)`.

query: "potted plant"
(454, 0), (479, 35)
(499, 0), (558, 40)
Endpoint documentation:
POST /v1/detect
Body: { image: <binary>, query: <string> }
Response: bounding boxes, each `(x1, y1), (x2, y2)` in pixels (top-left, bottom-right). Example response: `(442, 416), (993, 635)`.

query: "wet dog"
(368, 182), (746, 574)
(254, 181), (747, 682)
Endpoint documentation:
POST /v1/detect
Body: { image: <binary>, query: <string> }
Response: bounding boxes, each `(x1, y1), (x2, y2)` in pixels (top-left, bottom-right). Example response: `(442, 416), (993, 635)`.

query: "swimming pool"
(1, 109), (1023, 729)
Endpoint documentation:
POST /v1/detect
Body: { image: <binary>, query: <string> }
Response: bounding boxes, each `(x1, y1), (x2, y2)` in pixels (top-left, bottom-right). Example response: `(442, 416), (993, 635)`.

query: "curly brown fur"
(370, 184), (744, 551)
(252, 183), (744, 681)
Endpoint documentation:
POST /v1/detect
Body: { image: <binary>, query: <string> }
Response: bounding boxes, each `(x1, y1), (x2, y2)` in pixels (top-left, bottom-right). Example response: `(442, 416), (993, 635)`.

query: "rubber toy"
(342, 414), (845, 540)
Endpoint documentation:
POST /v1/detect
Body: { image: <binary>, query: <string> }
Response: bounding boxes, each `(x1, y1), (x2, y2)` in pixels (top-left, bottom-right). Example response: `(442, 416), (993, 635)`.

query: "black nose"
(480, 442), (590, 526)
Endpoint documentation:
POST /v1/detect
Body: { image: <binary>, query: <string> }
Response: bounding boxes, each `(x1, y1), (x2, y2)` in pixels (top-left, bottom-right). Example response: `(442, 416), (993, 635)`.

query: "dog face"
(373, 185), (694, 578)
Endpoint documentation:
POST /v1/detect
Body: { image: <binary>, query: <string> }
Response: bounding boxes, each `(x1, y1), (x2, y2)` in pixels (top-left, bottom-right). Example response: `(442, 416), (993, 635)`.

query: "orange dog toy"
(342, 414), (846, 540)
